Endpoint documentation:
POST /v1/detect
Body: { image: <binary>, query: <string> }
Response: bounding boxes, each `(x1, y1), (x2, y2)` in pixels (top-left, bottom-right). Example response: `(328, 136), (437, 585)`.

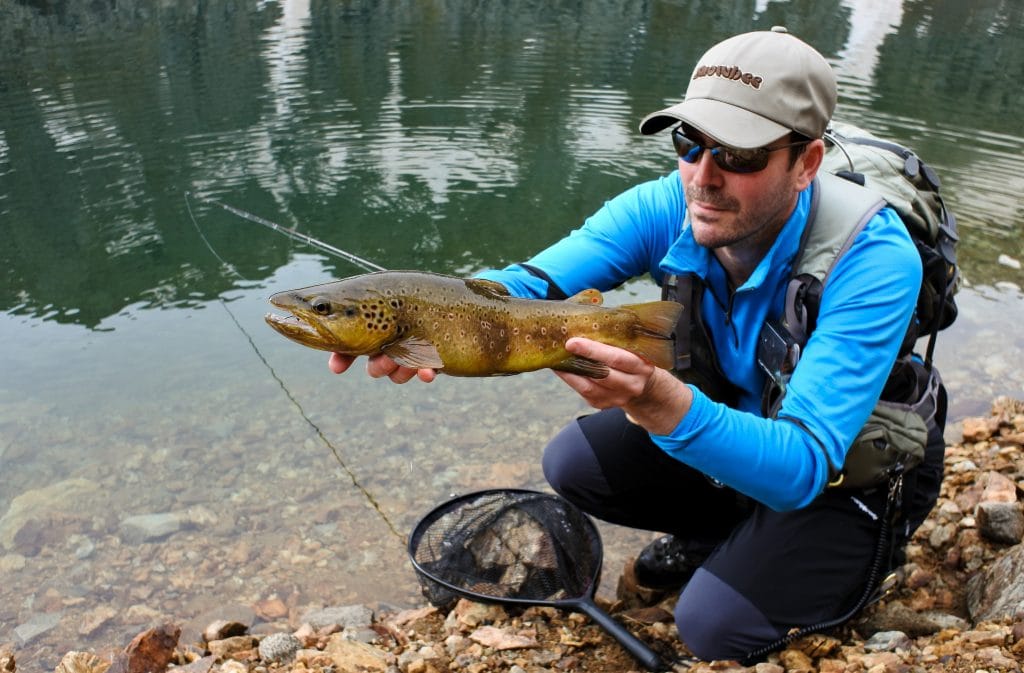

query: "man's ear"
(794, 139), (825, 190)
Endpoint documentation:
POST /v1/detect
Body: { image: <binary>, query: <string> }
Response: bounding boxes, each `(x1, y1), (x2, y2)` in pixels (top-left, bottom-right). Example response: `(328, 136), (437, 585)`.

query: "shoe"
(632, 535), (708, 591)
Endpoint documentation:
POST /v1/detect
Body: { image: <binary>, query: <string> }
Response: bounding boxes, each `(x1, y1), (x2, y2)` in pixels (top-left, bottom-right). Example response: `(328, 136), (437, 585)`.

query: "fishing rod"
(182, 191), (401, 539)
(184, 191), (386, 273)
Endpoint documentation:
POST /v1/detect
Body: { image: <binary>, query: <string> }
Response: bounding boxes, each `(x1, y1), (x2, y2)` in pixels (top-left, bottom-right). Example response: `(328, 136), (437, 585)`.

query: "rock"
(859, 601), (966, 637)
(107, 623), (181, 673)
(777, 648), (813, 671)
(966, 543), (1024, 621)
(448, 599), (506, 629)
(202, 620), (248, 643)
(253, 597), (289, 621)
(962, 417), (999, 442)
(754, 663), (784, 673)
(77, 605), (117, 637)
(323, 634), (389, 672)
(857, 650), (902, 672)
(180, 605), (256, 650)
(302, 604), (374, 630)
(0, 554), (25, 572)
(997, 253), (1022, 270)
(14, 611), (62, 644)
(975, 645), (1019, 669)
(257, 632), (301, 663)
(171, 655), (215, 673)
(0, 478), (98, 550)
(976, 501), (1024, 544)
(206, 635), (258, 660)
(980, 471), (1019, 503)
(119, 513), (184, 544)
(54, 651), (111, 673)
(468, 625), (539, 650)
(863, 630), (913, 652)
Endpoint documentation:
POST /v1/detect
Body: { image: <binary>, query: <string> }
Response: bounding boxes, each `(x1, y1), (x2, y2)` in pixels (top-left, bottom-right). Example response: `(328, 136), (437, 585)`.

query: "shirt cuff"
(649, 383), (708, 455)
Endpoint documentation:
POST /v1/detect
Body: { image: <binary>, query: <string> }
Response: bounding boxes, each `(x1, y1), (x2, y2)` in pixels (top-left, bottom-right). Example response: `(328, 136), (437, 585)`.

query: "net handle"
(570, 597), (666, 671)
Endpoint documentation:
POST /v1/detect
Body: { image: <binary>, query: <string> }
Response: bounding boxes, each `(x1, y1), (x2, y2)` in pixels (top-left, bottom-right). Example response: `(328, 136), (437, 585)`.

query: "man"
(330, 28), (945, 661)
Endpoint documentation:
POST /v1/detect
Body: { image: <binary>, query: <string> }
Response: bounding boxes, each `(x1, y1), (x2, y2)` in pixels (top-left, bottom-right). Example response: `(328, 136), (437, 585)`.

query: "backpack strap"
(663, 273), (744, 407)
(782, 173), (888, 345)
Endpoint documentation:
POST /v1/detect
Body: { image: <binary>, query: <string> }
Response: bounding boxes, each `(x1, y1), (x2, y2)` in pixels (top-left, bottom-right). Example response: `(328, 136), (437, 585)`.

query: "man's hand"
(554, 337), (691, 435)
(328, 352), (436, 383)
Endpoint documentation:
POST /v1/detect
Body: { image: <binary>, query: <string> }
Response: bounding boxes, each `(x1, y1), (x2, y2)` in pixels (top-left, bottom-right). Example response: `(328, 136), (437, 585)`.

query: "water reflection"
(0, 0), (1022, 669)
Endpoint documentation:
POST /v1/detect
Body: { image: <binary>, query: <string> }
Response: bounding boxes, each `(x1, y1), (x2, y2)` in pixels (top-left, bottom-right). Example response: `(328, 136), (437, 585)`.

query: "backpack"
(755, 121), (959, 488)
(811, 120), (961, 365)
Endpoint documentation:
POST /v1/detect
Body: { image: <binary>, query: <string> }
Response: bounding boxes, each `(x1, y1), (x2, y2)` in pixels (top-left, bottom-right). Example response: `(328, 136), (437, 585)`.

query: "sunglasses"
(671, 126), (810, 174)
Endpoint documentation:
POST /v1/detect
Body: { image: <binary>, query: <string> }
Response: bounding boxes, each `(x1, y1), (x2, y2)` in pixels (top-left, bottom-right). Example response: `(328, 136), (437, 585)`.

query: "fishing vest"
(663, 172), (942, 488)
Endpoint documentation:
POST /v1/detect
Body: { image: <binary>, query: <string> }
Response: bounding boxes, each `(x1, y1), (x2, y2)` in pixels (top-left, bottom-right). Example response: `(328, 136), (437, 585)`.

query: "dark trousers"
(541, 407), (945, 661)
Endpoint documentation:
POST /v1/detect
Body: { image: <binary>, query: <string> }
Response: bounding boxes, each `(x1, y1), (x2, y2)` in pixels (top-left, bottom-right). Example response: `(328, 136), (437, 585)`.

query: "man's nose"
(687, 149), (725, 187)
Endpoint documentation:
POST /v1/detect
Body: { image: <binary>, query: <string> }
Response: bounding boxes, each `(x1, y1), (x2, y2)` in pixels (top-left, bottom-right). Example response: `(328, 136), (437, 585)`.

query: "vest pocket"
(834, 362), (940, 489)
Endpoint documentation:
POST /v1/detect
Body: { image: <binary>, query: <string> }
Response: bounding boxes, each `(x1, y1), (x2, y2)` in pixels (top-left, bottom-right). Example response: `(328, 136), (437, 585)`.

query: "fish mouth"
(264, 311), (333, 351)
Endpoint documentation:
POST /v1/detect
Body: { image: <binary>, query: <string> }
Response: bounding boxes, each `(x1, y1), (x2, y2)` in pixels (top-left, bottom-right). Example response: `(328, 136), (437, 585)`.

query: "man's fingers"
(329, 352), (354, 374)
(565, 337), (647, 373)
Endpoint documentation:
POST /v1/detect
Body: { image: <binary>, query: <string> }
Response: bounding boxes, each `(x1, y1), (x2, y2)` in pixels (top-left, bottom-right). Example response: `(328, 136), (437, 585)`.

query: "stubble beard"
(686, 184), (795, 251)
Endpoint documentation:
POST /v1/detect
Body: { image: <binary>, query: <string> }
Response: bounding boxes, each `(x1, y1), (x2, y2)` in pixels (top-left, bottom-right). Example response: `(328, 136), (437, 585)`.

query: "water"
(1, 0), (1022, 668)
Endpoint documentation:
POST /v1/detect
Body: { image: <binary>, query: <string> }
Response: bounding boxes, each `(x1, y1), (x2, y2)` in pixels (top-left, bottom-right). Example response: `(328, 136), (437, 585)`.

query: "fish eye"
(311, 298), (331, 315)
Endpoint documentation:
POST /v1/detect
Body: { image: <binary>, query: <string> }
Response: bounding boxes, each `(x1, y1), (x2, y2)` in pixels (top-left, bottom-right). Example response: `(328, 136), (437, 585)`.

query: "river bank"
(8, 397), (1024, 673)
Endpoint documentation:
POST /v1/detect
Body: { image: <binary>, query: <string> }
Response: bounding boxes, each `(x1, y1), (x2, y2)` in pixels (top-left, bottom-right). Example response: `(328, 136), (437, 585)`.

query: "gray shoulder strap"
(783, 172), (889, 344)
(794, 172), (888, 283)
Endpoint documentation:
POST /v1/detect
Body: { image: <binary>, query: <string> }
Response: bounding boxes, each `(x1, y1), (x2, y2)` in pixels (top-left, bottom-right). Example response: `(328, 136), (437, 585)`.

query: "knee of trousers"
(674, 568), (782, 662)
(540, 421), (606, 506)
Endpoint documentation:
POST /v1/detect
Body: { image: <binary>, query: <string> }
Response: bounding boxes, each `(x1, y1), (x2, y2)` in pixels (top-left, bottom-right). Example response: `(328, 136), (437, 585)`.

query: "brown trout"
(264, 271), (682, 378)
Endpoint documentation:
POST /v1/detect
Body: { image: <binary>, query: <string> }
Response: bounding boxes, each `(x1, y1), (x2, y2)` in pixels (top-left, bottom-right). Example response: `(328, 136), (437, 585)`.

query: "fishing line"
(184, 191), (401, 540)
(185, 191), (385, 272)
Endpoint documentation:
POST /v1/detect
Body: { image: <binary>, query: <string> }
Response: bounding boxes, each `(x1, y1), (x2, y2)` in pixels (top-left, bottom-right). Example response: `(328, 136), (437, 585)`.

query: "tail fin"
(622, 301), (683, 370)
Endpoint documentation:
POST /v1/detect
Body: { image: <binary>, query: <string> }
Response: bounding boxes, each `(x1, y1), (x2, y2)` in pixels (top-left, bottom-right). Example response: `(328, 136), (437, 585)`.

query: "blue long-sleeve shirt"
(477, 170), (922, 510)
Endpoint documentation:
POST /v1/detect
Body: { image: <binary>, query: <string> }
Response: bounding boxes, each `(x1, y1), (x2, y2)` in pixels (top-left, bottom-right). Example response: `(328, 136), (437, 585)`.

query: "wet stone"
(302, 605), (374, 631)
(864, 630), (913, 652)
(119, 513), (183, 544)
(14, 611), (62, 644)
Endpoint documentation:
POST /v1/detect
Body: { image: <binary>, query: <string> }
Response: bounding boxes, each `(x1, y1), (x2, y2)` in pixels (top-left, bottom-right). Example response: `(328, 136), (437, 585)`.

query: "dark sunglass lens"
(671, 127), (776, 173)
(671, 129), (703, 164)
(718, 148), (769, 173)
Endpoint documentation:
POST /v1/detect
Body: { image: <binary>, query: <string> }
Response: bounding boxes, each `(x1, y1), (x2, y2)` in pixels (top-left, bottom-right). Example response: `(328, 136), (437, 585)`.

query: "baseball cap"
(639, 27), (837, 149)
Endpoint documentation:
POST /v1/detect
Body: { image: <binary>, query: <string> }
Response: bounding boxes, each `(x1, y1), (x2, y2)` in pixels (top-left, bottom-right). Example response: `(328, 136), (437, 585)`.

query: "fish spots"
(360, 301), (393, 332)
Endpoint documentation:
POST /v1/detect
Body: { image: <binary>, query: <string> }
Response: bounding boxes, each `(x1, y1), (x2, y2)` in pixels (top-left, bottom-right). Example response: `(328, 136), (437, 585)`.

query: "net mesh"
(409, 490), (603, 609)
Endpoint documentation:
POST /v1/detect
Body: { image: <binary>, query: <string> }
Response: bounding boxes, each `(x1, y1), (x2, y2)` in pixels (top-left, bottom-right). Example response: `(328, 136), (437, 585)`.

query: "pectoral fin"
(551, 355), (609, 379)
(382, 337), (445, 370)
